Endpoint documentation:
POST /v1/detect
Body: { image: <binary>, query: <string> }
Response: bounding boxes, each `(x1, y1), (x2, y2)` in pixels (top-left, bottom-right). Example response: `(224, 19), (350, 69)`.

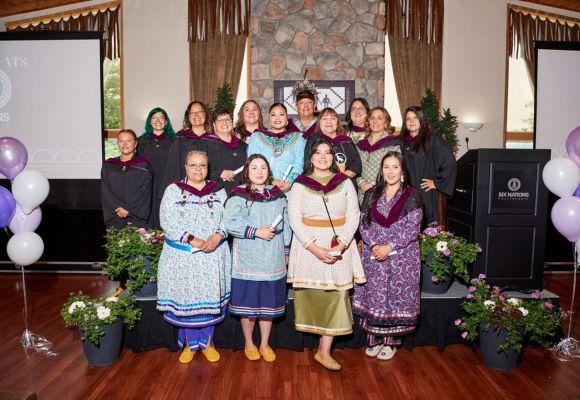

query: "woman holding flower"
(352, 151), (423, 360)
(156, 150), (230, 364)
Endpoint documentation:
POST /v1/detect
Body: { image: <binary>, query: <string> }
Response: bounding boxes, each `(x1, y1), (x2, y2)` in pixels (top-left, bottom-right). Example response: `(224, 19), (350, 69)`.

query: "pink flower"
(499, 294), (506, 301)
(424, 227), (438, 237)
(468, 286), (476, 292)
(531, 292), (541, 299)
(443, 248), (451, 256)
(493, 286), (500, 291)
(137, 228), (147, 234)
(461, 332), (468, 339)
(466, 294), (474, 299)
(544, 302), (553, 309)
(454, 319), (462, 326)
(452, 239), (459, 245)
(478, 273), (486, 279)
(151, 238), (158, 243)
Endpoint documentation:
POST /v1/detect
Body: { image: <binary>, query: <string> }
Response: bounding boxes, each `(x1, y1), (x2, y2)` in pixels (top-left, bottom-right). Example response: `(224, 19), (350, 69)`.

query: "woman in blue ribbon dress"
(224, 154), (291, 362)
(157, 150), (230, 365)
(246, 103), (306, 192)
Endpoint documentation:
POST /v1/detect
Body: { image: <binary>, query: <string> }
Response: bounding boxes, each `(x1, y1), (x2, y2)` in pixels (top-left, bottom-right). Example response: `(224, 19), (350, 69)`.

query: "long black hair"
(183, 100), (212, 132)
(401, 106), (433, 154)
(363, 151), (411, 225)
(303, 137), (339, 175)
(346, 97), (370, 130)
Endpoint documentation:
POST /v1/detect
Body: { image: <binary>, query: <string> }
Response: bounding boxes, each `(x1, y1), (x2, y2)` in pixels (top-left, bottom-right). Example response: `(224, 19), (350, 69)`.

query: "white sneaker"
(377, 346), (397, 360)
(365, 345), (383, 357)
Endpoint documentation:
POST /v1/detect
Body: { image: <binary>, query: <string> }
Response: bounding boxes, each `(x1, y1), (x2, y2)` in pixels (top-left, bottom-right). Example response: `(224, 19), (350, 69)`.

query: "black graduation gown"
(205, 133), (248, 194)
(403, 133), (457, 227)
(101, 156), (153, 229)
(161, 130), (209, 196)
(137, 133), (174, 229)
(304, 132), (363, 179)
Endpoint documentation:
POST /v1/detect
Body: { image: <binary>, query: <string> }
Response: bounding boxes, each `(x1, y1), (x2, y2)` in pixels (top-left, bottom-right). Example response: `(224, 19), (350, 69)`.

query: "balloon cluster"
(542, 127), (580, 259)
(0, 137), (49, 267)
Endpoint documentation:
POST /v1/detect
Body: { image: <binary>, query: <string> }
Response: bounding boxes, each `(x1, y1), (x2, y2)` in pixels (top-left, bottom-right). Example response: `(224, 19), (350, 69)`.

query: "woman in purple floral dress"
(352, 151), (423, 360)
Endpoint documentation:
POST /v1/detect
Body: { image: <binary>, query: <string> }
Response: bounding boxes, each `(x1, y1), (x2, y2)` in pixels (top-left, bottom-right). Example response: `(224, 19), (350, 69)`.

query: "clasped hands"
(307, 242), (347, 264)
(189, 233), (223, 253)
(115, 207), (129, 218)
(371, 244), (394, 261)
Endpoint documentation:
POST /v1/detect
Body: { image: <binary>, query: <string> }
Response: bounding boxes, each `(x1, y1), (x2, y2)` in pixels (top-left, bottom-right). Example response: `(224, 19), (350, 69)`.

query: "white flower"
(518, 307), (529, 316)
(105, 297), (119, 303)
(507, 298), (522, 306)
(96, 306), (111, 320)
(436, 241), (448, 252)
(484, 300), (496, 308)
(68, 301), (86, 314)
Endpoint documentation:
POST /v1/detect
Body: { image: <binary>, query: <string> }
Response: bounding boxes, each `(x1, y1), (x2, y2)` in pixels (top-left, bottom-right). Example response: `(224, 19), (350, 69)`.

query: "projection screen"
(0, 32), (104, 179)
(535, 42), (580, 158)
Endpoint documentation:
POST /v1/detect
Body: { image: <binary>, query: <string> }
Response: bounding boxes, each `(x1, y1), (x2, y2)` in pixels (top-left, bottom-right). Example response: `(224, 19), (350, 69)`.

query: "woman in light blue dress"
(246, 103), (306, 193)
(224, 154), (291, 363)
(157, 150), (230, 365)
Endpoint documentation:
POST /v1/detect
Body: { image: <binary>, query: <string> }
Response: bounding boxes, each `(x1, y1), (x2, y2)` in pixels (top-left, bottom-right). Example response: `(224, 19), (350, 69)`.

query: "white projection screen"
(535, 42), (580, 158)
(0, 32), (104, 179)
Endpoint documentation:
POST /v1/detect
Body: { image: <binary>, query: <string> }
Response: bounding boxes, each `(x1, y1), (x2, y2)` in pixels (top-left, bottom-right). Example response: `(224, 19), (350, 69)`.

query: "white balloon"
(7, 231), (44, 267)
(542, 157), (580, 198)
(11, 169), (50, 214)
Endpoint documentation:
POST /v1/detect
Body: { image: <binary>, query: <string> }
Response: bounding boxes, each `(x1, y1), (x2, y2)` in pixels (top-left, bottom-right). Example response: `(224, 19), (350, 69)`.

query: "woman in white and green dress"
(288, 137), (365, 371)
(356, 106), (401, 204)
(157, 150), (230, 365)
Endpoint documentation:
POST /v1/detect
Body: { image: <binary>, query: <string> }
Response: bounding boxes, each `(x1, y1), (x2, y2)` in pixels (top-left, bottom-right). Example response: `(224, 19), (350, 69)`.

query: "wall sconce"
(462, 122), (484, 132)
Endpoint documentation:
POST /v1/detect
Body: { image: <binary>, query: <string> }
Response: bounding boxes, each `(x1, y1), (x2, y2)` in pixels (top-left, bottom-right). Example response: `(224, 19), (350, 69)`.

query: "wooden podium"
(445, 149), (550, 290)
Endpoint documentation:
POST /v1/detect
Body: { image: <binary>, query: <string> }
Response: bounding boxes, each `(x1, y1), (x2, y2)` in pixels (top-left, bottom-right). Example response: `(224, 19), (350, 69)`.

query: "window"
(505, 54), (534, 149)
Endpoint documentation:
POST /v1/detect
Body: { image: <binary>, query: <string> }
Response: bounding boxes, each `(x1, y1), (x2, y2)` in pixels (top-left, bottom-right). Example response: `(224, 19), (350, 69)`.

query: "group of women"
(100, 88), (457, 371)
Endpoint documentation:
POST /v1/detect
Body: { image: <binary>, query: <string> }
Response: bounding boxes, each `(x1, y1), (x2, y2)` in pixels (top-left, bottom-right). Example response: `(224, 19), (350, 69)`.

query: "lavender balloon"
(8, 204), (42, 233)
(567, 126), (580, 167)
(551, 196), (580, 242)
(0, 137), (28, 180)
(575, 184), (580, 198)
(0, 186), (16, 228)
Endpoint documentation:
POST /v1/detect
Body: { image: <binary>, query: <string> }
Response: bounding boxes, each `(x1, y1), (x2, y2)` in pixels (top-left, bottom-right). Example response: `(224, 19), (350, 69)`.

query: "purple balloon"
(8, 204), (42, 233)
(0, 137), (28, 180)
(0, 186), (16, 228)
(575, 184), (580, 198)
(551, 196), (580, 242)
(567, 126), (580, 167)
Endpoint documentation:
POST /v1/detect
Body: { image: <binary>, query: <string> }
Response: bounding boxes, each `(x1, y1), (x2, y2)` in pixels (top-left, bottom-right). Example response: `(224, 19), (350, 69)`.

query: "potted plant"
(419, 224), (481, 293)
(103, 226), (164, 297)
(61, 292), (141, 366)
(456, 275), (563, 371)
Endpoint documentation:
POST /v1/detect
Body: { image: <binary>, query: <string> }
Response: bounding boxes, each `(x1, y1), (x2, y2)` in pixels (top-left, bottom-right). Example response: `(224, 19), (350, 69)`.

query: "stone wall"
(250, 0), (385, 113)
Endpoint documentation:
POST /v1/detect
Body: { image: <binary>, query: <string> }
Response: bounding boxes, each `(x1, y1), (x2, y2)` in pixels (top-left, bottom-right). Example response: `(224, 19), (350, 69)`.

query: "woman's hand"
(115, 207), (129, 218)
(256, 226), (275, 241)
(200, 233), (223, 253)
(329, 242), (347, 255)
(372, 244), (392, 261)
(420, 178), (436, 191)
(272, 179), (292, 192)
(360, 182), (374, 193)
(307, 243), (337, 264)
(343, 170), (357, 178)
(189, 237), (205, 249)
(220, 170), (235, 181)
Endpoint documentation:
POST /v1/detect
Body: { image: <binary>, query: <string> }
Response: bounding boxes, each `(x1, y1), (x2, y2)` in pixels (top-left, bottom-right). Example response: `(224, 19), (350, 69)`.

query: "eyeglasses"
(352, 107), (366, 112)
(216, 117), (232, 123)
(189, 110), (205, 115)
(186, 163), (208, 169)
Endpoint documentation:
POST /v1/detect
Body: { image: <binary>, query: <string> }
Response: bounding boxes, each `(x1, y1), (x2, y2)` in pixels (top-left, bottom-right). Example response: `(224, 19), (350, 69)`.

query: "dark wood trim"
(506, 131), (534, 141)
(4, 1), (121, 27)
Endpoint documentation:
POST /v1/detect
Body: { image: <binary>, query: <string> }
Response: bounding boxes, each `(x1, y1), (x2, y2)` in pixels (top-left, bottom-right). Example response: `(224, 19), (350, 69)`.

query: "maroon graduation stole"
(351, 125), (366, 133)
(172, 180), (217, 197)
(404, 134), (418, 143)
(357, 135), (400, 153)
(151, 132), (167, 142)
(320, 133), (352, 145)
(229, 185), (285, 202)
(105, 156), (151, 173)
(178, 130), (209, 140)
(206, 132), (242, 149)
(294, 173), (349, 194)
(288, 119), (317, 138)
(370, 186), (415, 228)
(258, 128), (294, 139)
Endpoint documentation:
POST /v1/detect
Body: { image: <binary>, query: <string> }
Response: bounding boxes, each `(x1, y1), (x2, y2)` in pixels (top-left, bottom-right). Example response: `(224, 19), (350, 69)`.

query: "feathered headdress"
(290, 71), (319, 105)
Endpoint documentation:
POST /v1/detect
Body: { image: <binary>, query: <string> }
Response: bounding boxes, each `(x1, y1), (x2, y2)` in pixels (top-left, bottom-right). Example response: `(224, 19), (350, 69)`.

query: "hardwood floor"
(0, 273), (579, 400)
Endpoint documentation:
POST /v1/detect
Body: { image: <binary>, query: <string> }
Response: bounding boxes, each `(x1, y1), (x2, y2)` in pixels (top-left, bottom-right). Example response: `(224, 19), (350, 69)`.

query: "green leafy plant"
(103, 226), (164, 292)
(420, 88), (459, 155)
(213, 83), (235, 113)
(420, 224), (481, 282)
(456, 276), (563, 353)
(61, 292), (141, 345)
